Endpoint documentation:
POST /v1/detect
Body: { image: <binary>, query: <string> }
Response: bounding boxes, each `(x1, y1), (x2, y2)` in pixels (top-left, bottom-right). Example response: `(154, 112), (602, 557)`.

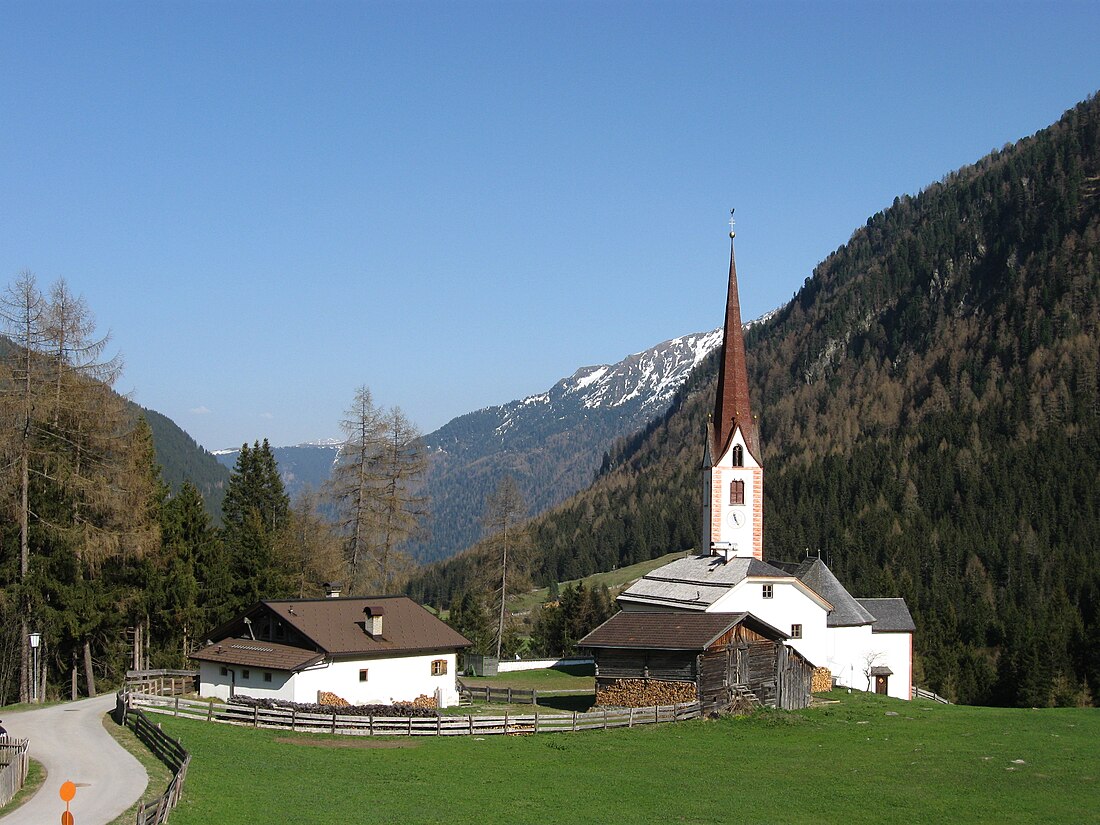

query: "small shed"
(579, 611), (813, 710)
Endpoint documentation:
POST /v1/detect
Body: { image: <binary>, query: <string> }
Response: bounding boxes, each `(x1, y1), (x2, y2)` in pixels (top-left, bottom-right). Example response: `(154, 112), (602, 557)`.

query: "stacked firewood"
(596, 679), (697, 707)
(405, 694), (437, 710)
(811, 667), (833, 693)
(317, 691), (350, 707)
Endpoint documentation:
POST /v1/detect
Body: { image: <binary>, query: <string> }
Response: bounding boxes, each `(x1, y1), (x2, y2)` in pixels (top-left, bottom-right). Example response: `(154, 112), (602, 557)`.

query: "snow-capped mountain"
(411, 327), (728, 562)
(214, 321), (772, 563)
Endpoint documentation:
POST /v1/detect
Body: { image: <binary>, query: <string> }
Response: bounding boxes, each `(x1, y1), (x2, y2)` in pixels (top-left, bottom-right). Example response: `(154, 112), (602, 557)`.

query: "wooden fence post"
(628, 707), (634, 728)
(468, 715), (473, 735)
(534, 709), (539, 734)
(331, 711), (337, 735)
(174, 697), (179, 717)
(572, 711), (577, 732)
(254, 705), (259, 728)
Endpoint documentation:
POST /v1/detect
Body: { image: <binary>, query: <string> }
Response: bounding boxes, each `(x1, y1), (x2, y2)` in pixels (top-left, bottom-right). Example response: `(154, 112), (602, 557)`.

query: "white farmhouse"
(617, 222), (915, 701)
(191, 595), (470, 707)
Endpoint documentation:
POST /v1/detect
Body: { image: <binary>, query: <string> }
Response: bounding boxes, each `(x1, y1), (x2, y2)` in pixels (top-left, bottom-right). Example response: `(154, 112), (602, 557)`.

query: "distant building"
(191, 594), (470, 707)
(598, 224), (915, 701)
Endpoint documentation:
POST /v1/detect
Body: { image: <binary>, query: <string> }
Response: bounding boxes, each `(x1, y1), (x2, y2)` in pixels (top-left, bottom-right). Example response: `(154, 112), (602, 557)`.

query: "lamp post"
(28, 632), (41, 703)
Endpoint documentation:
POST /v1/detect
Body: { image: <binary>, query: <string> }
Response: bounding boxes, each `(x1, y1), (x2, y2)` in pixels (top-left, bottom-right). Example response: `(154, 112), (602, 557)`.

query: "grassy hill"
(154, 691), (1098, 824)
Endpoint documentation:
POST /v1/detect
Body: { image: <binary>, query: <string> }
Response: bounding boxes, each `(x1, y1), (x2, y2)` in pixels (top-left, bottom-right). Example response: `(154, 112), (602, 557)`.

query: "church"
(584, 220), (914, 702)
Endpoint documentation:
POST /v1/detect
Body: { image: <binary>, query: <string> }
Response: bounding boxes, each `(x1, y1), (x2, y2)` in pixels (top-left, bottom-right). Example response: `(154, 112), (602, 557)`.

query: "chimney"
(324, 582), (343, 599)
(364, 605), (384, 637)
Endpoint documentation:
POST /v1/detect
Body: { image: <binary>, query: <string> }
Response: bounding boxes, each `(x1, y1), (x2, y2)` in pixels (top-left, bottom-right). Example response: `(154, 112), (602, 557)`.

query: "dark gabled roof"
(784, 558), (877, 627)
(578, 611), (788, 651)
(190, 638), (323, 671)
(857, 598), (916, 633)
(195, 595), (470, 669)
(263, 596), (470, 655)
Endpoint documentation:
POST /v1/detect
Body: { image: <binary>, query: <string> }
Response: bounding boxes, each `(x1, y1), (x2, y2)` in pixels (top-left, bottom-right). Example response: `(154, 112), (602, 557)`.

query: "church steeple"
(711, 215), (759, 462)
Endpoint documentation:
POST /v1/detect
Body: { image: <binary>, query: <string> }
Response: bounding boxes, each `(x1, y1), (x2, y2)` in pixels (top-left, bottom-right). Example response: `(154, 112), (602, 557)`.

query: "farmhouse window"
(762, 584), (774, 599)
(359, 669), (369, 682)
(275, 622), (285, 640)
(730, 479), (745, 506)
(791, 624), (802, 639)
(431, 659), (448, 676)
(242, 669), (250, 679)
(220, 666), (227, 676)
(731, 445), (744, 467)
(263, 672), (272, 682)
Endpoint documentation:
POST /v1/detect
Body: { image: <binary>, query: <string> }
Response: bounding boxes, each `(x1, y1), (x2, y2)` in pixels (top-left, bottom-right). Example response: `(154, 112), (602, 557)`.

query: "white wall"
(826, 624), (875, 691)
(496, 657), (593, 673)
(198, 661), (296, 702)
(710, 580), (829, 667)
(826, 625), (912, 701)
(294, 651), (461, 708)
(198, 650), (462, 708)
(870, 631), (913, 701)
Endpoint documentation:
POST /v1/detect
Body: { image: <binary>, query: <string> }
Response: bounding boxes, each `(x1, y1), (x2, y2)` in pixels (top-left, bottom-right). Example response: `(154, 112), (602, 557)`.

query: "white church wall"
(870, 631), (913, 701)
(827, 625), (912, 700)
(710, 581), (829, 667)
(827, 624), (875, 691)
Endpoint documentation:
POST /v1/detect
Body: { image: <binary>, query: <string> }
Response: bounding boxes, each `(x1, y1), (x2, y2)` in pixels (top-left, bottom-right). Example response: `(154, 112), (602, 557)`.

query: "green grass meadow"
(153, 691), (1100, 825)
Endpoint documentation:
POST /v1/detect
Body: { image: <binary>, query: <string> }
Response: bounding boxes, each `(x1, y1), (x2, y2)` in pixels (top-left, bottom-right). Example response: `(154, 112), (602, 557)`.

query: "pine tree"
(222, 439), (292, 611)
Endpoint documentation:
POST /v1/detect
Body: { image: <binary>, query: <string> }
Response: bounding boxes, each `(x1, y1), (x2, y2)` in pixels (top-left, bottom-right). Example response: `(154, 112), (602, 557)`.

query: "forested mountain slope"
(408, 94), (1100, 707)
(0, 337), (227, 519)
(141, 406), (228, 519)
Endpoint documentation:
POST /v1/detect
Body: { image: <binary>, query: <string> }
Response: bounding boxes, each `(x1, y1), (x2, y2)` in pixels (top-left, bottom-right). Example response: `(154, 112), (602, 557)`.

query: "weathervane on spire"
(728, 208), (736, 239)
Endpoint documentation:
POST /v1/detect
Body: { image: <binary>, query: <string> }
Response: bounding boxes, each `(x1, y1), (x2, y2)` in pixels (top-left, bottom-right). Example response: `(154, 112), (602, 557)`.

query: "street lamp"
(28, 632), (41, 703)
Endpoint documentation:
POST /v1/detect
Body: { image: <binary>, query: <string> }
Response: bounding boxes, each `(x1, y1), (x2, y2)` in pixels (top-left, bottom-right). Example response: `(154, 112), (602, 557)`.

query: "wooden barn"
(579, 611), (814, 710)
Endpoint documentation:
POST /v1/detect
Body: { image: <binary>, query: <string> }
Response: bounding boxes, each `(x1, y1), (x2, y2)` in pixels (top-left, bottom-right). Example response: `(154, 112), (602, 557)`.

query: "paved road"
(1, 694), (148, 825)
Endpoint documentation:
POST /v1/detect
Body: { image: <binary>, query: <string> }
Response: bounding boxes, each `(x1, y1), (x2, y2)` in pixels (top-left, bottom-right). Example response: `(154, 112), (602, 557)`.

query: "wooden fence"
(911, 686), (951, 704)
(127, 692), (706, 737)
(125, 670), (199, 698)
(457, 680), (539, 705)
(115, 693), (191, 825)
(0, 736), (29, 808)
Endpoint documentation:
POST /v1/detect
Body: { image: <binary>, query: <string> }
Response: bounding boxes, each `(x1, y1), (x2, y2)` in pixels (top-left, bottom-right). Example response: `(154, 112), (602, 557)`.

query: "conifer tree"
(221, 439), (292, 611)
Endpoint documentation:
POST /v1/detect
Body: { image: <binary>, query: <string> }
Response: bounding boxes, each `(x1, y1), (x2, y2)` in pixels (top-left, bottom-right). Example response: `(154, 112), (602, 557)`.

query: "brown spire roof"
(711, 234), (760, 460)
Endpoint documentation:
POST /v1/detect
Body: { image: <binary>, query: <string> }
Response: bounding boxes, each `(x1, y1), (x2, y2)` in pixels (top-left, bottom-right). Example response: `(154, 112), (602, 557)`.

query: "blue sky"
(2, 1), (1099, 451)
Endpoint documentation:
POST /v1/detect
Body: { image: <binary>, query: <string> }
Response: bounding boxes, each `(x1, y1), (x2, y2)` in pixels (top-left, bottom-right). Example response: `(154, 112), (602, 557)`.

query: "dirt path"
(0, 694), (147, 825)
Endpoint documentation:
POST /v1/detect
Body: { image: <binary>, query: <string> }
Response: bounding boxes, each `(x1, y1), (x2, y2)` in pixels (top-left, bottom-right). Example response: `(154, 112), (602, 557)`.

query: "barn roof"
(192, 595), (470, 672)
(857, 598), (916, 633)
(578, 611), (789, 651)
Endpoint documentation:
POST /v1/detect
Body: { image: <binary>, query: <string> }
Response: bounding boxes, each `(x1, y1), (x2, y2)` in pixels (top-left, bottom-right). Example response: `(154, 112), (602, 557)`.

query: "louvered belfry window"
(730, 479), (745, 506)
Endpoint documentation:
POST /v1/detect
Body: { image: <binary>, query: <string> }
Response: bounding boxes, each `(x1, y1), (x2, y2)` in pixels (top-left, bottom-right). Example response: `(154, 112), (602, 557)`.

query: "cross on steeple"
(729, 208), (736, 237)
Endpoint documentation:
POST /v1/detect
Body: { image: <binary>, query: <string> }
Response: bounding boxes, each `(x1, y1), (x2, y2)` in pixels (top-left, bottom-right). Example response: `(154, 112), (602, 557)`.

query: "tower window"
(791, 624), (802, 639)
(762, 584), (773, 599)
(731, 445), (744, 467)
(729, 479), (745, 506)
